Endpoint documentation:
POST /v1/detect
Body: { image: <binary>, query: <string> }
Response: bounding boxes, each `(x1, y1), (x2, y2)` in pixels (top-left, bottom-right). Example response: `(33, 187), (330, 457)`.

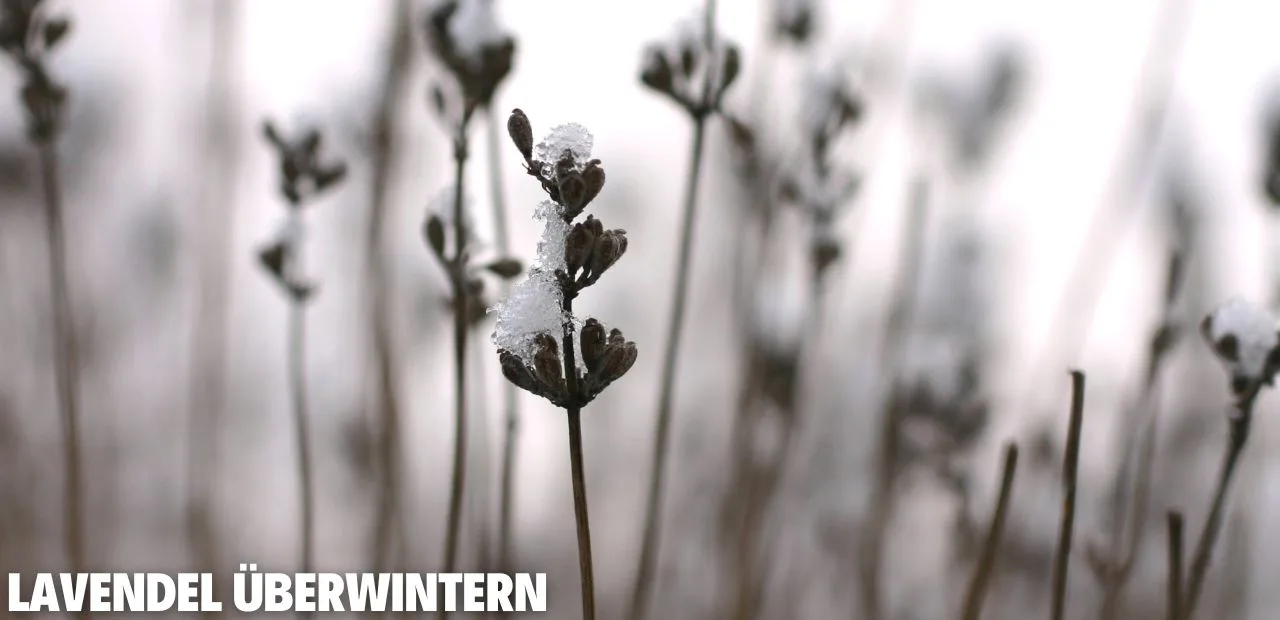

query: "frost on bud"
(533, 333), (565, 395)
(580, 318), (608, 373)
(1200, 298), (1280, 400)
(508, 108), (534, 161)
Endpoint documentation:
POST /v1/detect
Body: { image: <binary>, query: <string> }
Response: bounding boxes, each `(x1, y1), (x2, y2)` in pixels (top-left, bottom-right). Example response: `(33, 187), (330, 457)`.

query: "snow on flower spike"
(1200, 298), (1280, 398)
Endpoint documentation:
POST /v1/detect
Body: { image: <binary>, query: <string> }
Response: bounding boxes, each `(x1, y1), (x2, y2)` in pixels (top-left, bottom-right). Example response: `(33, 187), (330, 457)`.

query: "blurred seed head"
(1200, 298), (1280, 403)
(639, 16), (742, 114)
(423, 0), (516, 110)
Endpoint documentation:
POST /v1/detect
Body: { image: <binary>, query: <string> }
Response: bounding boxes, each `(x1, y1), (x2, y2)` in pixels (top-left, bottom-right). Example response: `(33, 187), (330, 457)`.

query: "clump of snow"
(490, 200), (572, 363)
(270, 209), (306, 248)
(444, 0), (508, 69)
(533, 123), (594, 178)
(1203, 298), (1279, 383)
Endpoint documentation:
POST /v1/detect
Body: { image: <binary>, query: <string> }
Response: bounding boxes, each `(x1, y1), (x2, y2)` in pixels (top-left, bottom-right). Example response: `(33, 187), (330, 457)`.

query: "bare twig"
(629, 4), (718, 618)
(1179, 393), (1255, 620)
(959, 443), (1019, 620)
(185, 2), (240, 606)
(288, 299), (315, 613)
(1167, 511), (1184, 620)
(1050, 371), (1086, 620)
(40, 138), (86, 601)
(441, 112), (475, 617)
(365, 0), (414, 574)
(486, 103), (521, 573)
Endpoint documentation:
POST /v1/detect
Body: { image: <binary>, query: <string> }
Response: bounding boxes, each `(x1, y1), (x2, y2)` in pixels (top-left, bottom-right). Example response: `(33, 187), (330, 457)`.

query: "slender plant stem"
(366, 0), (413, 574)
(288, 298), (315, 620)
(1179, 398), (1253, 620)
(857, 177), (930, 620)
(185, 2), (239, 606)
(39, 139), (87, 613)
(1167, 511), (1184, 620)
(1051, 371), (1086, 620)
(440, 119), (473, 620)
(959, 443), (1019, 620)
(628, 109), (708, 620)
(557, 288), (595, 619)
(485, 103), (521, 573)
(567, 408), (595, 620)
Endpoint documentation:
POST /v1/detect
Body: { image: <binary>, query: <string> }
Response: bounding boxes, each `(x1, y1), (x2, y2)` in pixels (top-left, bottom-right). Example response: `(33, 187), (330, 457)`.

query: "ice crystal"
(533, 123), (594, 179)
(491, 200), (573, 363)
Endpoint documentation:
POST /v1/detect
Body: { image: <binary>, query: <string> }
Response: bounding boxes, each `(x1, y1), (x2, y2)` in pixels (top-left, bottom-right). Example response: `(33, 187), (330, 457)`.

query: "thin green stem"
(39, 139), (87, 618)
(1051, 371), (1086, 620)
(289, 299), (315, 620)
(959, 443), (1019, 620)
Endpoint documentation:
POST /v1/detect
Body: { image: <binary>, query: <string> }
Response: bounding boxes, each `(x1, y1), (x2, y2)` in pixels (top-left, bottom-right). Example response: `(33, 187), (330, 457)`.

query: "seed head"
(580, 318), (608, 373)
(508, 108), (534, 161)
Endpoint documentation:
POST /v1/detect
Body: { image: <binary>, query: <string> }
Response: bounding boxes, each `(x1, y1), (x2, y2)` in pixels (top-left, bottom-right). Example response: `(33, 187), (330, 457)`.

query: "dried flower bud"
(581, 161), (606, 209)
(508, 108), (534, 161)
(485, 257), (523, 279)
(679, 43), (696, 79)
(533, 333), (565, 394)
(424, 213), (447, 259)
(595, 329), (638, 388)
(565, 217), (597, 276)
(719, 44), (741, 95)
(812, 237), (841, 275)
(640, 47), (674, 94)
(314, 162), (347, 192)
(559, 172), (587, 213)
(499, 349), (545, 397)
(258, 241), (287, 282)
(580, 318), (608, 373)
(588, 230), (628, 279)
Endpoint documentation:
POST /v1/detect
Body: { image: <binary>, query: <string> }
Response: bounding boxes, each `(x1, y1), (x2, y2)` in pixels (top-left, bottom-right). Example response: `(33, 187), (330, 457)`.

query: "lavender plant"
(0, 0), (81, 589)
(257, 120), (348, 589)
(1179, 298), (1280, 619)
(492, 108), (637, 620)
(419, 0), (515, 595)
(629, 5), (742, 617)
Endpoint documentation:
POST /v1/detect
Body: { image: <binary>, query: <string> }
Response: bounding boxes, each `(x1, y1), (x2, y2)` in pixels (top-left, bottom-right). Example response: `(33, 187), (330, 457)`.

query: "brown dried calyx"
(499, 320), (638, 408)
(261, 120), (349, 207)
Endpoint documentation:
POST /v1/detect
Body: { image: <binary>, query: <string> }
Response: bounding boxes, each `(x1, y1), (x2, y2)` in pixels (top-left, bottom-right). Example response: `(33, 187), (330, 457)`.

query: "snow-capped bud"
(508, 108), (533, 161)
(641, 47), (674, 94)
(580, 318), (608, 373)
(1200, 298), (1280, 399)
(533, 333), (565, 394)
